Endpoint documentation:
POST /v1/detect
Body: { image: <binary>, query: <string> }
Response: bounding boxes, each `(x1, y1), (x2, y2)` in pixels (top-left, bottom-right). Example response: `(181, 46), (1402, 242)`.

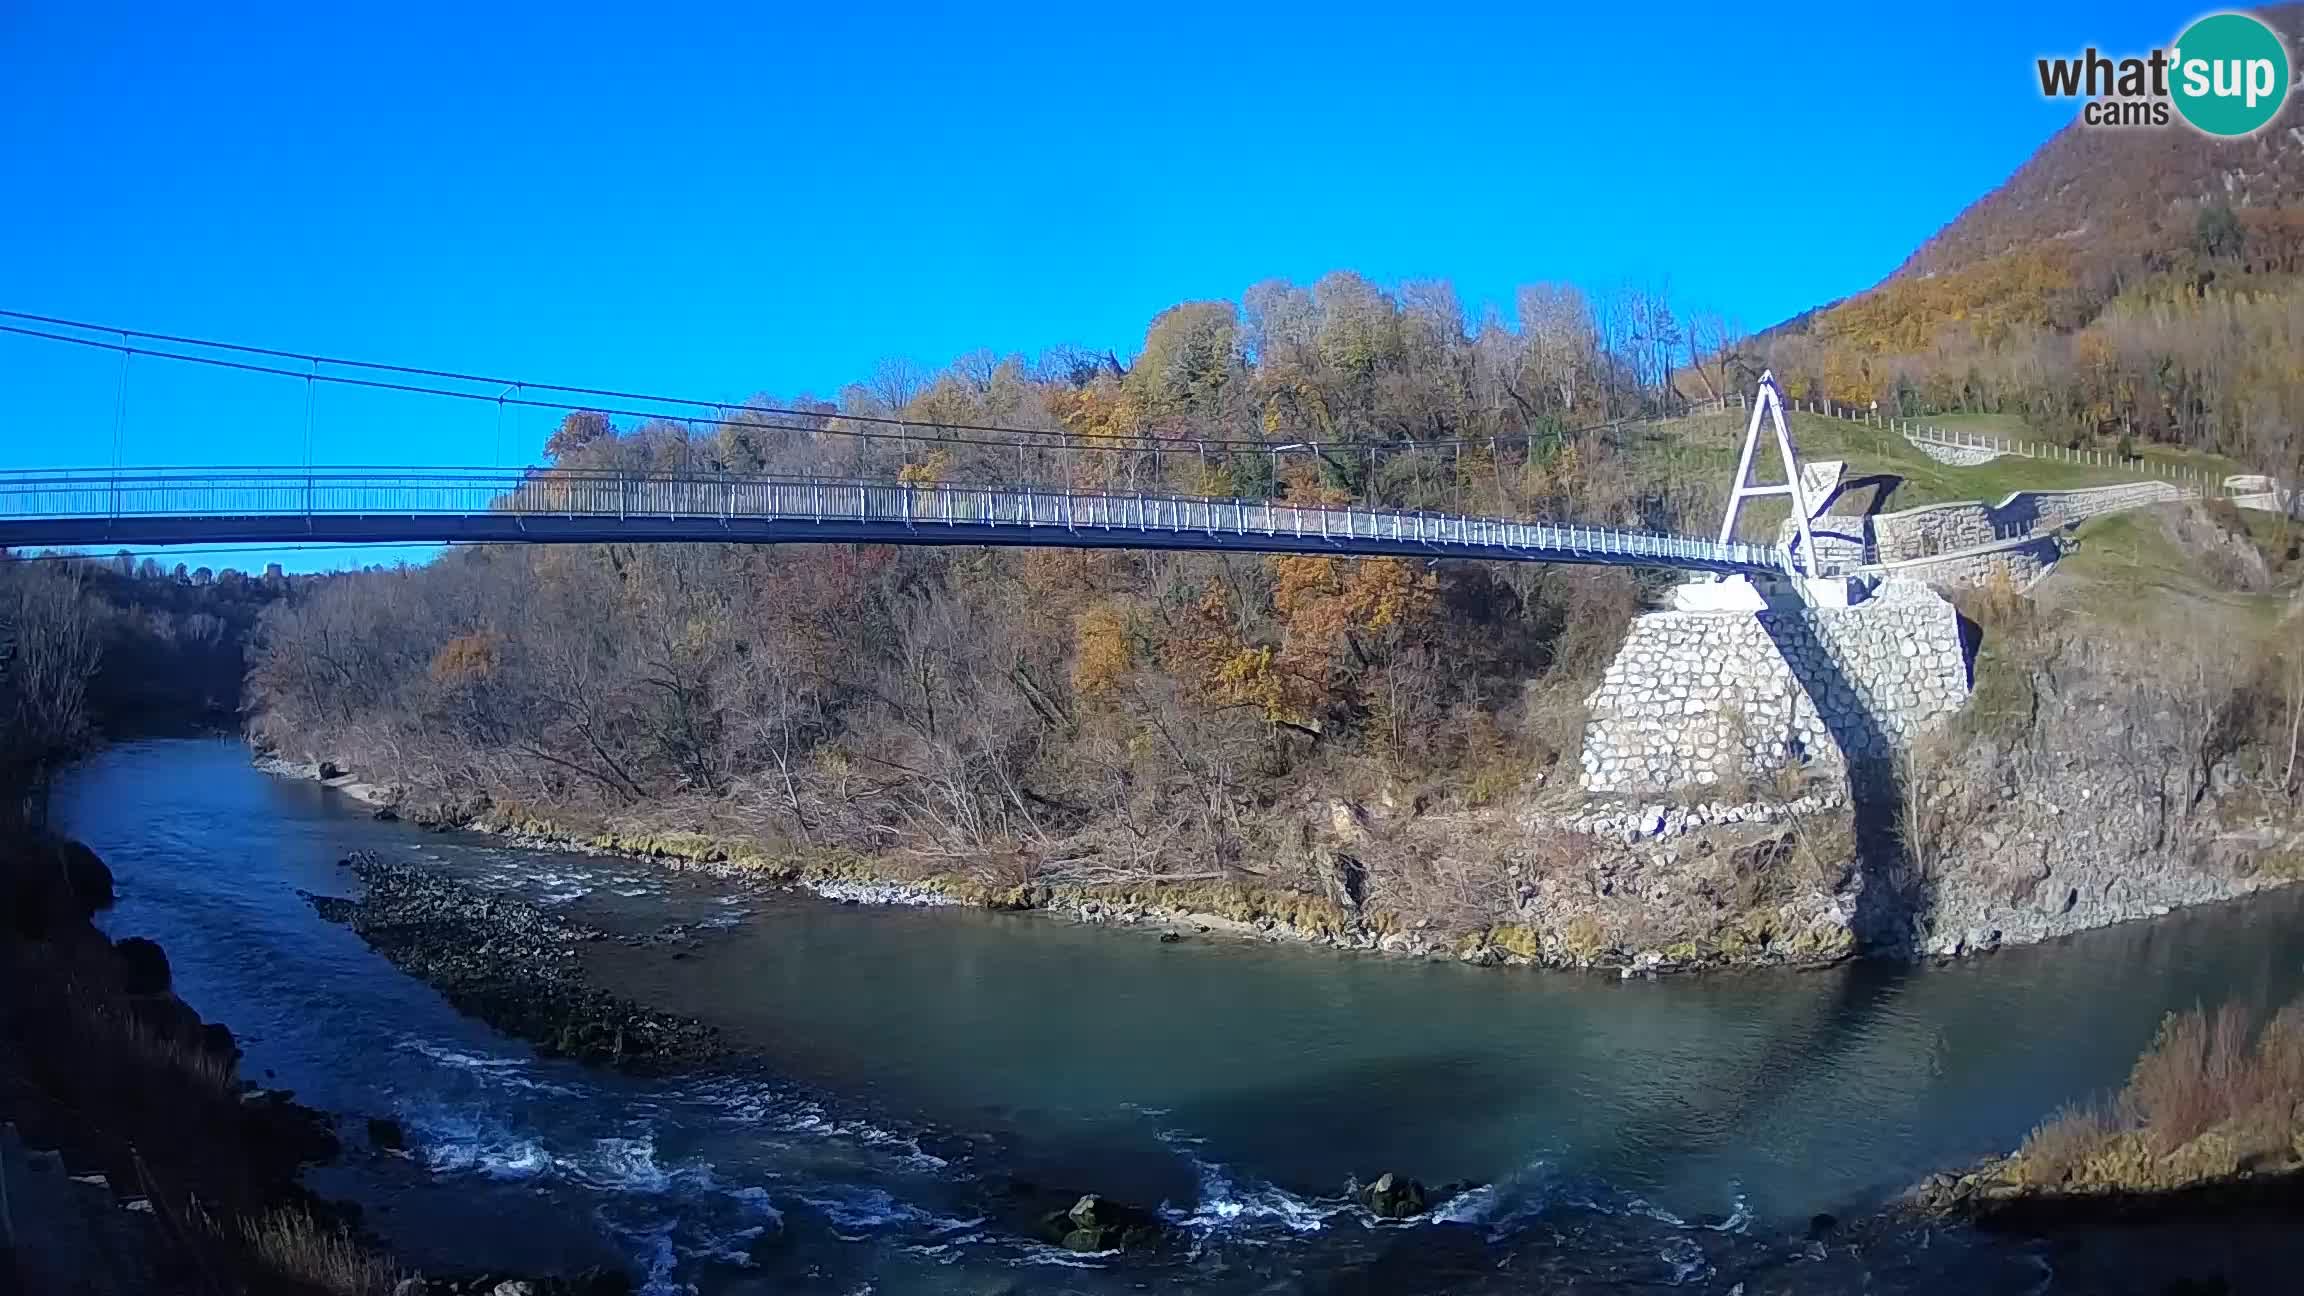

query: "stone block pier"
(1579, 580), (1971, 794)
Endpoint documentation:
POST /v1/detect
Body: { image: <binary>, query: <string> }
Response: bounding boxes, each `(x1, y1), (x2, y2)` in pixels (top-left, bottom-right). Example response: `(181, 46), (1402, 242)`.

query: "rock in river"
(1359, 1171), (1428, 1218)
(305, 856), (721, 1072)
(1041, 1193), (1162, 1253)
(368, 1116), (407, 1152)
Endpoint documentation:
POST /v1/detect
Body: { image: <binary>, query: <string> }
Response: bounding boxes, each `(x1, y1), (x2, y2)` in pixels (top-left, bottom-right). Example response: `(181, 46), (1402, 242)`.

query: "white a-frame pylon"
(1716, 371), (1818, 577)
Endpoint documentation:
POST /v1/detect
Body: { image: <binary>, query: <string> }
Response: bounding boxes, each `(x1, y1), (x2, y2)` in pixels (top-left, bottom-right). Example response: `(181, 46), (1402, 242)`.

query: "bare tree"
(0, 565), (104, 815)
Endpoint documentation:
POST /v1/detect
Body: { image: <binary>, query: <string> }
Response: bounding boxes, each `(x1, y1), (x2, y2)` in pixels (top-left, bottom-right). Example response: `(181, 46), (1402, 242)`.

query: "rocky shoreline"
(257, 754), (1868, 976)
(1908, 1160), (2304, 1232)
(0, 828), (642, 1295)
(255, 743), (2301, 981)
(306, 853), (724, 1071)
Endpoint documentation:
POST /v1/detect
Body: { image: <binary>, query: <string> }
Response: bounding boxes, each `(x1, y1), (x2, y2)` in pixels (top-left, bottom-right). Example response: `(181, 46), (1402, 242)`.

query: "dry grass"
(1956, 562), (2032, 633)
(113, 1010), (239, 1097)
(243, 1206), (407, 1296)
(41, 966), (242, 1103)
(1558, 913), (1609, 962)
(2006, 996), (2304, 1191)
(1948, 571), (2052, 748)
(2015, 1102), (2121, 1185)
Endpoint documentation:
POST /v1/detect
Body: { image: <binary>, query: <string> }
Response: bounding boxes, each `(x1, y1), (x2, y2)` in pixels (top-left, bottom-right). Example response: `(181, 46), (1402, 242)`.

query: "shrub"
(2006, 994), (2304, 1190)
(2014, 1102), (2117, 1186)
(2127, 1001), (2253, 1155)
(1487, 923), (1543, 960)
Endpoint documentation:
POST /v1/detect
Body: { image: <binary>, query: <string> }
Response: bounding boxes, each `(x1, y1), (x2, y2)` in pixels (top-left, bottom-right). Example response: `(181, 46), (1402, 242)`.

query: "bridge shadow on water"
(1173, 978), (1955, 1294)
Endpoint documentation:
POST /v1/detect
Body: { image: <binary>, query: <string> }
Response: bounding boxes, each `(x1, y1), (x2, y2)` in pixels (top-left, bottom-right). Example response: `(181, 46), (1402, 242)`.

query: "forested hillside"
(1894, 5), (2304, 282)
(1, 558), (286, 800)
(1756, 4), (2304, 477)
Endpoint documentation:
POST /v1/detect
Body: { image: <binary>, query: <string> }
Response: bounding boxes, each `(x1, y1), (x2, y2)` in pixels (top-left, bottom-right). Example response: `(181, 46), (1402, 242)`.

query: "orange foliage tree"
(1070, 605), (1133, 701)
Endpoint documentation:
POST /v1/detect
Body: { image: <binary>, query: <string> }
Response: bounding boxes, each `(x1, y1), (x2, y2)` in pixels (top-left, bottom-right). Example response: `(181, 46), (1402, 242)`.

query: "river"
(54, 738), (2304, 1294)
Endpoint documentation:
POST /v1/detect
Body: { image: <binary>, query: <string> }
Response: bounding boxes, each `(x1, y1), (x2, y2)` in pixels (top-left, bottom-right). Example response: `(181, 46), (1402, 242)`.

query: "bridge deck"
(0, 469), (1783, 574)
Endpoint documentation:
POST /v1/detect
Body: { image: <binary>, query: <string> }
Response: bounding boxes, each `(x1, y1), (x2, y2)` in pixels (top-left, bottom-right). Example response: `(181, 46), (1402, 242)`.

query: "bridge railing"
(0, 467), (1784, 573)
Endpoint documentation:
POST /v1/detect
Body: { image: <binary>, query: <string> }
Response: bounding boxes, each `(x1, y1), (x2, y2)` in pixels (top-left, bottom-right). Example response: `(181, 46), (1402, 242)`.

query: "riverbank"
(0, 827), (638, 1295)
(256, 742), (2303, 978)
(0, 829), (342, 1294)
(242, 500), (2304, 976)
(255, 753), (1875, 974)
(1895, 993), (2304, 1292)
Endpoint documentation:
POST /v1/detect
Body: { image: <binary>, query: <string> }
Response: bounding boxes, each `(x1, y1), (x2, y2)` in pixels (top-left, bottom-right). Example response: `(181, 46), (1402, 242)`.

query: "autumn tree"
(545, 410), (614, 462)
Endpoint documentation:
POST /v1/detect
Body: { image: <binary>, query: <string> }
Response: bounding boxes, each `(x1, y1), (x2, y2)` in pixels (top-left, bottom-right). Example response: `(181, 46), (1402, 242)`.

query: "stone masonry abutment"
(1579, 580), (1970, 794)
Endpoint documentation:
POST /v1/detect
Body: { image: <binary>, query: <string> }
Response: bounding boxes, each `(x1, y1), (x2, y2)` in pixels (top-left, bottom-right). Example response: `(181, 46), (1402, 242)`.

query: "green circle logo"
(2170, 12), (2291, 136)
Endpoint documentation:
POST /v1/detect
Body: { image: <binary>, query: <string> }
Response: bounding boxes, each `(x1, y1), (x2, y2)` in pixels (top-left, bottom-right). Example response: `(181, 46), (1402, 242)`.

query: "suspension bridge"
(0, 467), (1784, 574)
(0, 311), (1814, 581)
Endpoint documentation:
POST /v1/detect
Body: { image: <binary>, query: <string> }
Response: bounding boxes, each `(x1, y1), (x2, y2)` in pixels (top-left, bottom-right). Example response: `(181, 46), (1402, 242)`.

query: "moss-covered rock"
(1033, 1194), (1162, 1252)
(1358, 1172), (1428, 1218)
(1487, 924), (1545, 961)
(1558, 913), (1610, 963)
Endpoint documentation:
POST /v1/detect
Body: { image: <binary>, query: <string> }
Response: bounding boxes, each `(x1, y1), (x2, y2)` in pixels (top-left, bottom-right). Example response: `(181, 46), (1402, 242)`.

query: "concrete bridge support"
(1578, 580), (1971, 794)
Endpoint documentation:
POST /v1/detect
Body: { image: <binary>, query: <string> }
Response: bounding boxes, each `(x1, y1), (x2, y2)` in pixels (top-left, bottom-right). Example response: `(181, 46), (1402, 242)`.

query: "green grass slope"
(1637, 410), (2242, 544)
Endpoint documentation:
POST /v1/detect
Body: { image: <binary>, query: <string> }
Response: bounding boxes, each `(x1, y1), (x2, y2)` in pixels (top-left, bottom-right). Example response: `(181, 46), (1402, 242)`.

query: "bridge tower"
(1716, 370), (1818, 563)
(1675, 371), (1859, 610)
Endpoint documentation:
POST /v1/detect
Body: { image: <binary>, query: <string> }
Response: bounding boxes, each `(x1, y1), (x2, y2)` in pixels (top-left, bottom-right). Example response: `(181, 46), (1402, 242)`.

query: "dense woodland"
(1760, 212), (2304, 472)
(249, 270), (1706, 875)
(1, 558), (288, 803)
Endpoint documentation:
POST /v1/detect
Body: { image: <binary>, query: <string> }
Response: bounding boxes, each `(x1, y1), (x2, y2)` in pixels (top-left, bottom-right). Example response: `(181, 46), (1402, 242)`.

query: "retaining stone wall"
(1776, 515), (1867, 571)
(1874, 535), (2061, 591)
(1579, 580), (1969, 794)
(1907, 437), (2004, 467)
(1871, 481), (2182, 563)
(2230, 489), (2296, 515)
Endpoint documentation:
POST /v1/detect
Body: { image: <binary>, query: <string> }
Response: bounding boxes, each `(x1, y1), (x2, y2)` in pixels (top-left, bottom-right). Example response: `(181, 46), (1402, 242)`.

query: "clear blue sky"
(0, 1), (2189, 566)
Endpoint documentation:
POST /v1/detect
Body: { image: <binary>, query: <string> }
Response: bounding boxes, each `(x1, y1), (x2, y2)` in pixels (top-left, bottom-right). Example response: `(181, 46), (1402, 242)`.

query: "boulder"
(1037, 1193), (1161, 1252)
(115, 936), (173, 995)
(368, 1116), (408, 1152)
(1359, 1171), (1429, 1219)
(56, 839), (116, 912)
(199, 1021), (239, 1062)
